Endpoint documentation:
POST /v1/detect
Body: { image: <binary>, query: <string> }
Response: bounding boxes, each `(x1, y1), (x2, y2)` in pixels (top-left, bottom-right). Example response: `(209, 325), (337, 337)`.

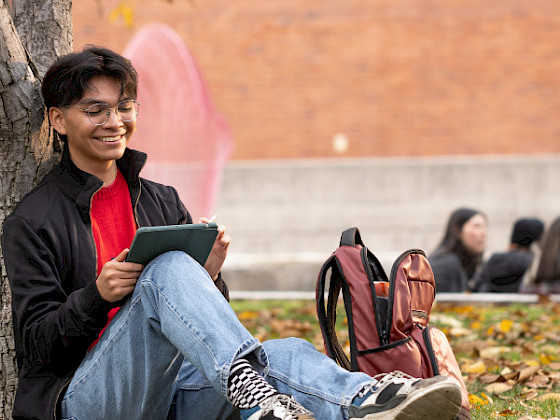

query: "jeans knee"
(262, 337), (315, 355)
(140, 251), (209, 288)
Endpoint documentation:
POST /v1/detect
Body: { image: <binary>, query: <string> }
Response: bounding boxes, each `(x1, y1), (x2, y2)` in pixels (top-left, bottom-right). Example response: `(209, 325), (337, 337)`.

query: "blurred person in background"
(472, 218), (544, 293)
(429, 208), (487, 293)
(521, 216), (560, 296)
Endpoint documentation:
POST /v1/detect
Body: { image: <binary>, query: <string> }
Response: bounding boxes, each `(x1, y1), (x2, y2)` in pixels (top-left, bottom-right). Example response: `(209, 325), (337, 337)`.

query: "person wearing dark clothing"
(473, 218), (544, 293)
(429, 208), (487, 293)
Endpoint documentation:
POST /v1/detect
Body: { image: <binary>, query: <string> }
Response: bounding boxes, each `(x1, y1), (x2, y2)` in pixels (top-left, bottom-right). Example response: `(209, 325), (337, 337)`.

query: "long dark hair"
(432, 207), (485, 278)
(535, 217), (560, 283)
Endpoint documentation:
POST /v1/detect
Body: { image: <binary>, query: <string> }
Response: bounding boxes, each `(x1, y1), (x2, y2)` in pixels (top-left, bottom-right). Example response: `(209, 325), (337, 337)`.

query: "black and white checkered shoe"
(349, 371), (462, 420)
(241, 394), (315, 420)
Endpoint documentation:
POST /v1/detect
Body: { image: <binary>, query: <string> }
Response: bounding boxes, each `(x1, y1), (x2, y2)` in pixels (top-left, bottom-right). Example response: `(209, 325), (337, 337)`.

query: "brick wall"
(73, 0), (560, 160)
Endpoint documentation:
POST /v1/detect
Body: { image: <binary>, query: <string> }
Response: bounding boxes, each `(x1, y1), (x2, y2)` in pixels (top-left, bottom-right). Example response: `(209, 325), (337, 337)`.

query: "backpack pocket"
(356, 336), (424, 378)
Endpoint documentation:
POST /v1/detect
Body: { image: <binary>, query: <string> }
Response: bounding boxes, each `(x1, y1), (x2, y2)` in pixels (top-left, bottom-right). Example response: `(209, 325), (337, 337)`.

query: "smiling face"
(49, 76), (136, 182)
(460, 213), (488, 255)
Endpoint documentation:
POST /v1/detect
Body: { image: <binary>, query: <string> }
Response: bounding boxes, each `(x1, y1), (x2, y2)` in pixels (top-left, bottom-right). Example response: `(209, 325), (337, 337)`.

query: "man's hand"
(96, 248), (144, 303)
(199, 218), (231, 281)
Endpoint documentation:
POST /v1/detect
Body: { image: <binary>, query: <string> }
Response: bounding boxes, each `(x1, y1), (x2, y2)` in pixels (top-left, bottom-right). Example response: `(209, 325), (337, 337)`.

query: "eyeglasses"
(67, 99), (141, 126)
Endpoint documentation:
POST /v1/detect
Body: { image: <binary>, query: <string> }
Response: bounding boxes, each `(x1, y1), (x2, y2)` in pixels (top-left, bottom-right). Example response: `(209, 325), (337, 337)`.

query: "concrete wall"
(215, 155), (560, 291)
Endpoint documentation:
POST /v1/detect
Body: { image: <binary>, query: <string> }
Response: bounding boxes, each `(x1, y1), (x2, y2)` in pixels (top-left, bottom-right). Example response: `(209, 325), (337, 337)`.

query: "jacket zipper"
(53, 378), (72, 419)
(386, 249), (426, 345)
(132, 175), (142, 227)
(89, 185), (103, 276)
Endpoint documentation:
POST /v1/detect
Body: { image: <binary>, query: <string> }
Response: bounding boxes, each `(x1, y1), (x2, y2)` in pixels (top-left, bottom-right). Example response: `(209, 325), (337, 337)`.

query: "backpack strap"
(326, 269), (352, 370)
(316, 256), (339, 361)
(340, 227), (364, 248)
(316, 255), (353, 370)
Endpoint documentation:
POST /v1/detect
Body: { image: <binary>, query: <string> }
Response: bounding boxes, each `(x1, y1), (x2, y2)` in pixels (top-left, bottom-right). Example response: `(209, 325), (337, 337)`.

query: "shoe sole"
(360, 377), (462, 420)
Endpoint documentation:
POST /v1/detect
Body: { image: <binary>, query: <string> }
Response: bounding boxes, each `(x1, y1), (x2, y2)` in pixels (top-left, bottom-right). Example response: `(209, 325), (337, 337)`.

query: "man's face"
(51, 75), (137, 175)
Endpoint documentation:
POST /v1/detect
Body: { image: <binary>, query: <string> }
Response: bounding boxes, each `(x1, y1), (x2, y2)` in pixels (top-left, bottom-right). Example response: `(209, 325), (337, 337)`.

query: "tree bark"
(0, 0), (71, 417)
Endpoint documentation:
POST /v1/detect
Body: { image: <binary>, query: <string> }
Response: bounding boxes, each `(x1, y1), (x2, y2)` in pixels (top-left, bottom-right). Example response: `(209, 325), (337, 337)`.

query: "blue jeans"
(61, 251), (372, 420)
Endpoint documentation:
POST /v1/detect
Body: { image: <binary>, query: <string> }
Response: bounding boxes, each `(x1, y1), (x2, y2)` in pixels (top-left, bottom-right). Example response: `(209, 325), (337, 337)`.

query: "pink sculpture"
(124, 24), (233, 221)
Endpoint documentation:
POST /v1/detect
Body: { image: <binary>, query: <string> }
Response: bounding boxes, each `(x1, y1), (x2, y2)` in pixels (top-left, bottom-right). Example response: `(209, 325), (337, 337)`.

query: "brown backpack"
(316, 227), (471, 419)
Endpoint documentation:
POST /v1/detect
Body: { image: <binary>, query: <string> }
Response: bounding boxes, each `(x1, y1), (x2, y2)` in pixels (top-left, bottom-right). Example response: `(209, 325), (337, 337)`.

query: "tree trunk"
(0, 0), (71, 417)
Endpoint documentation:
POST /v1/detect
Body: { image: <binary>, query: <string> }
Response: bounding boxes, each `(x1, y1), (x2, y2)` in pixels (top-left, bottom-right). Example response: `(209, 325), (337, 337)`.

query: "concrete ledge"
(223, 253), (560, 303)
(229, 291), (560, 303)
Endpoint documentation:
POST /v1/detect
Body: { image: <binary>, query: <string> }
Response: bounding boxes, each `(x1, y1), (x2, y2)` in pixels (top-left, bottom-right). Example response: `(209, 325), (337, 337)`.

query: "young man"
(2, 47), (462, 420)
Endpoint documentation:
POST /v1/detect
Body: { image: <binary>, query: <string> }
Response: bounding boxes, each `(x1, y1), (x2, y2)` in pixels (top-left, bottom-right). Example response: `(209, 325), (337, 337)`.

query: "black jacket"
(472, 250), (534, 293)
(2, 147), (228, 420)
(428, 252), (469, 293)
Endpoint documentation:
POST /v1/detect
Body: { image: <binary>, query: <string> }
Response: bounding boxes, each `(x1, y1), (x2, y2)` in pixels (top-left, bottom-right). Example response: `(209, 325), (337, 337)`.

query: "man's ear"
(49, 107), (67, 135)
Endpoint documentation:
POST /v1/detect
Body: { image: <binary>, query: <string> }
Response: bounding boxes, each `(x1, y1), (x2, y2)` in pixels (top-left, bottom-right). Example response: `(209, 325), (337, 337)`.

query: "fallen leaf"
(480, 392), (493, 404)
(464, 360), (486, 374)
(526, 375), (550, 389)
(480, 346), (511, 359)
(468, 393), (489, 406)
(478, 373), (500, 384)
(535, 392), (560, 401)
(485, 382), (513, 394)
(518, 366), (540, 382)
(540, 354), (552, 365)
(498, 409), (520, 416)
(499, 319), (514, 333)
(237, 310), (263, 321)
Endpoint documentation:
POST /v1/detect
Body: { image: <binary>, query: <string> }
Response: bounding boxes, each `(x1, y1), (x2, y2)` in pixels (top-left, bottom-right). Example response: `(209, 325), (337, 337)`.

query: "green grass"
(231, 299), (560, 420)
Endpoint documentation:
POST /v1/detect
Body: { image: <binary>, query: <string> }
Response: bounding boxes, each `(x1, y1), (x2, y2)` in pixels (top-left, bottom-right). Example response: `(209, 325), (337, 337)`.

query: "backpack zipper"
(386, 249), (426, 346)
(422, 325), (440, 376)
(361, 246), (389, 345)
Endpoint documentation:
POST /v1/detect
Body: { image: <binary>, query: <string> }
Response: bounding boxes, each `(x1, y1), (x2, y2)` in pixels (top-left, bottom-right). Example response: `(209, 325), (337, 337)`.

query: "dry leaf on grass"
(485, 382), (514, 394)
(526, 374), (551, 389)
(535, 392), (560, 401)
(478, 373), (500, 384)
(519, 366), (541, 382)
(464, 360), (486, 374)
(479, 346), (512, 359)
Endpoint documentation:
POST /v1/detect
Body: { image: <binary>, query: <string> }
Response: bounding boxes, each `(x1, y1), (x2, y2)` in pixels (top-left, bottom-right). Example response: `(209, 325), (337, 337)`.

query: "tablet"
(126, 223), (219, 266)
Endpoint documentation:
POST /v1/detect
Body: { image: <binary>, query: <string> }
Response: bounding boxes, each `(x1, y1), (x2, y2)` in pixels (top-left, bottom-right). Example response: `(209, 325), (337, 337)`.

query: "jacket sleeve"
(171, 187), (230, 301)
(2, 215), (113, 369)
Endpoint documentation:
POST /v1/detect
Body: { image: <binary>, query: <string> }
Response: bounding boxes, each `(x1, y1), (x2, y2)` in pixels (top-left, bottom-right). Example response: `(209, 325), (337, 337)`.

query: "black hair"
(41, 46), (138, 142)
(510, 218), (545, 247)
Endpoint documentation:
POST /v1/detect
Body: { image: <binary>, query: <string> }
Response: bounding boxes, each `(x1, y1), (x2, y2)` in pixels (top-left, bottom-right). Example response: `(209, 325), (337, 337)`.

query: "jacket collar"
(57, 143), (148, 220)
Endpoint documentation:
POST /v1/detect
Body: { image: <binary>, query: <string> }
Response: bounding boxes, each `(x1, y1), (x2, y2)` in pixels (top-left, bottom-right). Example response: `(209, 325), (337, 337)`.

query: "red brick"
(73, 0), (560, 160)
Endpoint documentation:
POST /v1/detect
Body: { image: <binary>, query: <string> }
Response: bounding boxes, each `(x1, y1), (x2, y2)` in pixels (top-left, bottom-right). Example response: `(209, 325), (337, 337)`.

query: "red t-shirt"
(89, 170), (137, 349)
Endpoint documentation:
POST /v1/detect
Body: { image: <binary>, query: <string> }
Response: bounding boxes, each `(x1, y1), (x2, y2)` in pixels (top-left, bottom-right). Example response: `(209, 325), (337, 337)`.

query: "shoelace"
(372, 370), (415, 382)
(361, 370), (417, 395)
(259, 394), (314, 419)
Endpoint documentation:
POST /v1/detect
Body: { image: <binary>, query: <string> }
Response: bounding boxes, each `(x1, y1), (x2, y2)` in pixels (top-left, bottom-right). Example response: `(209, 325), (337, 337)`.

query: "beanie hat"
(511, 218), (545, 246)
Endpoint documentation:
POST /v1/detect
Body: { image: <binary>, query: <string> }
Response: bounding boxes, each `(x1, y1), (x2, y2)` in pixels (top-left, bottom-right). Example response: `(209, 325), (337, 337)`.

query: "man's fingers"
(117, 271), (143, 279)
(113, 248), (130, 262)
